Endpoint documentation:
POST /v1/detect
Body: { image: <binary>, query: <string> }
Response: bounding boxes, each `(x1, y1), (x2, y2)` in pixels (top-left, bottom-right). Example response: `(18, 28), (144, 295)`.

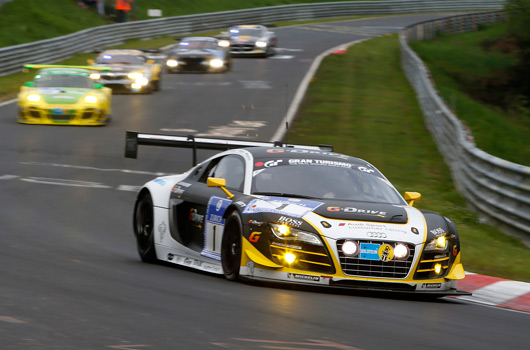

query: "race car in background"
(17, 64), (112, 126)
(165, 37), (232, 73)
(88, 49), (162, 93)
(126, 132), (470, 296)
(218, 25), (277, 57)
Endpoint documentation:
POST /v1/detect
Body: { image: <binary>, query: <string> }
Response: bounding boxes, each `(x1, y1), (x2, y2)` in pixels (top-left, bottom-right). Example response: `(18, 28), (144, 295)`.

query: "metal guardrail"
(0, 0), (505, 77)
(400, 11), (530, 246)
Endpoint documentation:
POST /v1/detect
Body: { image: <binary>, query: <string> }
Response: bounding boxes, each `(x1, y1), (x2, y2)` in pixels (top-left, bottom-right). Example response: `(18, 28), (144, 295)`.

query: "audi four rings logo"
(367, 232), (387, 238)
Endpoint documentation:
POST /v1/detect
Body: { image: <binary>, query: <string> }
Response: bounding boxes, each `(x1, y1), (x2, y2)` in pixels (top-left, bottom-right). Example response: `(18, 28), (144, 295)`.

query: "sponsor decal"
(378, 244), (394, 262)
(242, 196), (323, 218)
(153, 178), (166, 186)
(167, 253), (174, 261)
(411, 227), (420, 235)
(366, 231), (387, 239)
(246, 261), (255, 276)
(266, 149), (285, 153)
(171, 185), (185, 197)
(288, 159), (352, 168)
(183, 258), (193, 265)
(248, 219), (264, 226)
(158, 222), (167, 240)
(321, 221), (331, 228)
(358, 166), (375, 173)
(360, 243), (380, 260)
(278, 216), (303, 227)
(178, 181), (191, 187)
(287, 273), (320, 282)
(249, 232), (261, 243)
(430, 228), (446, 236)
(423, 283), (442, 289)
(235, 201), (246, 208)
(205, 197), (231, 225)
(327, 207), (387, 216)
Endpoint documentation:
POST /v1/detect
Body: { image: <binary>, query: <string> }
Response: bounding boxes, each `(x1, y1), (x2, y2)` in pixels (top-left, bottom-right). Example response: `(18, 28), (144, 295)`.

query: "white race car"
(127, 132), (470, 296)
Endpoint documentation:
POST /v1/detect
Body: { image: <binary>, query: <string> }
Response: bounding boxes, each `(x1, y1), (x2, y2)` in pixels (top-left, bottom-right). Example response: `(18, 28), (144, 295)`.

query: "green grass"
(287, 34), (530, 282)
(410, 23), (530, 166)
(0, 0), (381, 47)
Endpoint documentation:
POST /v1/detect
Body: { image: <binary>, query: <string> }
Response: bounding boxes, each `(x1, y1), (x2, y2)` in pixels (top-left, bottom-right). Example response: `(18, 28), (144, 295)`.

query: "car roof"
(242, 147), (372, 165)
(37, 68), (91, 76)
(181, 37), (217, 42)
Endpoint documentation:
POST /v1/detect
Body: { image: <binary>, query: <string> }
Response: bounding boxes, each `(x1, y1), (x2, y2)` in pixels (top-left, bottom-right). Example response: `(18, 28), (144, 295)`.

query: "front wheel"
(133, 192), (157, 263)
(221, 212), (243, 280)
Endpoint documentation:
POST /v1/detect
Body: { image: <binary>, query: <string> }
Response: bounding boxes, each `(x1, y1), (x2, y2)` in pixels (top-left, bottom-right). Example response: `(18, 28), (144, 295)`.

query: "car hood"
(95, 64), (144, 73)
(30, 88), (88, 104)
(230, 35), (258, 43)
(243, 196), (424, 244)
(171, 49), (219, 58)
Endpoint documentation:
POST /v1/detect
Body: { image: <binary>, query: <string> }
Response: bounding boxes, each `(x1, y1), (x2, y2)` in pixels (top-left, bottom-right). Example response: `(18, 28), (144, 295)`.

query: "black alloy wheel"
(133, 192), (157, 263)
(221, 212), (243, 281)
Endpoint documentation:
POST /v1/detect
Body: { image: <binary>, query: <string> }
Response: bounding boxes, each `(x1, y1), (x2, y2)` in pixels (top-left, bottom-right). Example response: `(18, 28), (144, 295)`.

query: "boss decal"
(277, 216), (303, 227)
(430, 228), (446, 236)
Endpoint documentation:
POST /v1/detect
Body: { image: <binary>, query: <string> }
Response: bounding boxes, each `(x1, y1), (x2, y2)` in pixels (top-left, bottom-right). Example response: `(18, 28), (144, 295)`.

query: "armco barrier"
(0, 0), (505, 76)
(400, 12), (530, 246)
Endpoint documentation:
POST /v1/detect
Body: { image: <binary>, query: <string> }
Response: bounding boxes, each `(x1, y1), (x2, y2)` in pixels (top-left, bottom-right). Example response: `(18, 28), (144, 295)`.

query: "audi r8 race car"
(165, 37), (232, 73)
(88, 49), (162, 93)
(17, 64), (112, 126)
(127, 132), (469, 296)
(218, 25), (277, 57)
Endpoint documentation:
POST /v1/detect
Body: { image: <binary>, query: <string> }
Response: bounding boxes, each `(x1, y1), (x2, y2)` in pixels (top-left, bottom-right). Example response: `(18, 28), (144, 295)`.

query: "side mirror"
(24, 82), (35, 87)
(147, 59), (155, 64)
(207, 177), (234, 199)
(87, 59), (95, 65)
(404, 192), (421, 207)
(94, 83), (103, 89)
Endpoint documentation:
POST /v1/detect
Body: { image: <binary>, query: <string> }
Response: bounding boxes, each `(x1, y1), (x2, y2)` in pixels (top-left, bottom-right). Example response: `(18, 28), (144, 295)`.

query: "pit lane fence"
(0, 0), (505, 77)
(400, 11), (530, 246)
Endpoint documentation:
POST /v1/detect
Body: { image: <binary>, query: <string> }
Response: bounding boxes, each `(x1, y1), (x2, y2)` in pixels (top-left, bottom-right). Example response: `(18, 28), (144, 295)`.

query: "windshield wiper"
(252, 192), (317, 199)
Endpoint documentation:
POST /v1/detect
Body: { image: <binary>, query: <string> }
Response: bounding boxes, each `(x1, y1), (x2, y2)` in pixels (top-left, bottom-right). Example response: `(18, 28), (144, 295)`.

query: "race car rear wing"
(125, 131), (333, 165)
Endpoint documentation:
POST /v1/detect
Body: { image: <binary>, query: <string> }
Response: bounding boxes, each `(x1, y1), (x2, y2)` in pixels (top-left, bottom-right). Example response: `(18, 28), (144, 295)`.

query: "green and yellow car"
(17, 65), (112, 126)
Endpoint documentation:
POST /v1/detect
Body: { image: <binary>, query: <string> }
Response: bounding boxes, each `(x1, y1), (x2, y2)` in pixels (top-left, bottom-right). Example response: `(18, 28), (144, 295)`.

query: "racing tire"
(133, 192), (157, 263)
(221, 212), (243, 281)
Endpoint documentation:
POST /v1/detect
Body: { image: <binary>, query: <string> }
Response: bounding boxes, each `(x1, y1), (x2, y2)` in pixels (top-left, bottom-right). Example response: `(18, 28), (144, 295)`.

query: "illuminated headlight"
(136, 77), (149, 86)
(341, 240), (359, 257)
(218, 40), (230, 48)
(393, 243), (410, 260)
(255, 41), (267, 48)
(89, 73), (100, 80)
(166, 59), (178, 67)
(128, 72), (143, 80)
(84, 95), (98, 103)
(424, 235), (448, 252)
(270, 223), (323, 246)
(27, 94), (41, 102)
(209, 58), (224, 68)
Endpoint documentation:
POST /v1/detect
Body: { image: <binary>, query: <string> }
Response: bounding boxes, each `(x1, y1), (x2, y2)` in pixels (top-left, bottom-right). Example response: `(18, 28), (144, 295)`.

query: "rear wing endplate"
(125, 131), (333, 165)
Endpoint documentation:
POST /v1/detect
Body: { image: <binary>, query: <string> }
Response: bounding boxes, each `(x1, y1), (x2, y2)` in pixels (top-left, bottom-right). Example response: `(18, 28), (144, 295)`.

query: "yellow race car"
(17, 65), (112, 126)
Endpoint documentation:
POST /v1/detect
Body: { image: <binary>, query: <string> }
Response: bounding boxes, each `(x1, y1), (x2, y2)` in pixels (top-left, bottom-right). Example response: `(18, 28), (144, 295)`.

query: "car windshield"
(95, 53), (145, 65)
(230, 28), (263, 37)
(34, 74), (94, 88)
(251, 160), (405, 204)
(179, 40), (218, 50)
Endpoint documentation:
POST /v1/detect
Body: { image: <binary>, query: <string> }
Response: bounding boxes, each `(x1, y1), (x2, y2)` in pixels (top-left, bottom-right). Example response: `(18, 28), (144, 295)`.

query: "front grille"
(337, 239), (415, 279)
(231, 44), (255, 52)
(48, 113), (74, 121)
(82, 108), (98, 119)
(29, 109), (41, 118)
(180, 58), (208, 70)
(101, 74), (128, 81)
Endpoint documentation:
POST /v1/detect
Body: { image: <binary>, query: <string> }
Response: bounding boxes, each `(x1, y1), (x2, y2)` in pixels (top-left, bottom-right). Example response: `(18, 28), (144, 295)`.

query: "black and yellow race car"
(165, 37), (232, 73)
(88, 49), (162, 93)
(127, 132), (470, 296)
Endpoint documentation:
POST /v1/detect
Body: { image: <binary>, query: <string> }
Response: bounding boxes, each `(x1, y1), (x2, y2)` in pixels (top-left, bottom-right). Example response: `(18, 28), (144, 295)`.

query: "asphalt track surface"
(1, 14), (528, 350)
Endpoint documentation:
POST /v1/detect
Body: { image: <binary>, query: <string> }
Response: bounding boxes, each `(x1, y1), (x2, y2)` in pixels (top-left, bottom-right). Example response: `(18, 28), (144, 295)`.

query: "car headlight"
(341, 240), (359, 257)
(89, 73), (101, 80)
(393, 243), (410, 260)
(209, 58), (224, 68)
(84, 95), (98, 103)
(270, 223), (323, 246)
(166, 59), (178, 67)
(255, 41), (267, 48)
(128, 72), (143, 80)
(136, 77), (149, 86)
(424, 235), (448, 252)
(218, 40), (230, 48)
(27, 94), (41, 102)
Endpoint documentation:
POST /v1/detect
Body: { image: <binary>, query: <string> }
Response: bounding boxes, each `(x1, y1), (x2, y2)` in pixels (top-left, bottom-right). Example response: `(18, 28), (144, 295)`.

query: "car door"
(170, 154), (246, 256)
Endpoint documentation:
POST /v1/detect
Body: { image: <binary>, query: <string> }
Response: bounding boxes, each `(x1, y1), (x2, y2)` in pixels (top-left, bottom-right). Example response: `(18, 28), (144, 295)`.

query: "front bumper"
(17, 105), (108, 126)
